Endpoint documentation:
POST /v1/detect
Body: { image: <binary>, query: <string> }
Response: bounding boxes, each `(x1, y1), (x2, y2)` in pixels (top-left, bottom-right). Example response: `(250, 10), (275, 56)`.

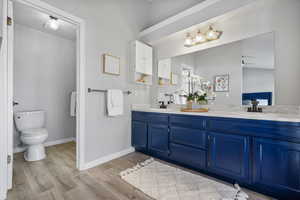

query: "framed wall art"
(214, 74), (229, 92)
(103, 54), (120, 76)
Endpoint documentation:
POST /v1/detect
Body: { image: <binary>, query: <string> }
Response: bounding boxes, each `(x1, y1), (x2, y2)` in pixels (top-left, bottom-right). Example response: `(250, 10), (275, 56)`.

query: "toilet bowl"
(14, 110), (48, 161)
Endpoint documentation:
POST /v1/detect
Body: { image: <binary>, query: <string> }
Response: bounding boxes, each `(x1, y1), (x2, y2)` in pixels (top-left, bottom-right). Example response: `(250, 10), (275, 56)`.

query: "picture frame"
(103, 54), (120, 76)
(214, 74), (229, 92)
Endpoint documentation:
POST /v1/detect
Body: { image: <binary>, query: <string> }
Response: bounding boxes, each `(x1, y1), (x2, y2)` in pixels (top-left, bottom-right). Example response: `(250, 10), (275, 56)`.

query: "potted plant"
(197, 93), (208, 105)
(186, 93), (195, 109)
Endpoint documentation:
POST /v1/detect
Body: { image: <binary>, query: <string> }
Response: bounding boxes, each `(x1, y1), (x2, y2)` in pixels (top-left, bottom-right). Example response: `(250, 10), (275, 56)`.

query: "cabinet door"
(132, 121), (148, 151)
(158, 58), (171, 79)
(144, 44), (153, 75)
(135, 41), (145, 74)
(253, 138), (300, 198)
(148, 124), (169, 157)
(208, 132), (250, 183)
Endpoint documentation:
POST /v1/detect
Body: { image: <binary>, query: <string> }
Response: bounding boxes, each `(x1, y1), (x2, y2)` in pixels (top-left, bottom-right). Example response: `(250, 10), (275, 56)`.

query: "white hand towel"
(70, 91), (77, 117)
(107, 89), (124, 116)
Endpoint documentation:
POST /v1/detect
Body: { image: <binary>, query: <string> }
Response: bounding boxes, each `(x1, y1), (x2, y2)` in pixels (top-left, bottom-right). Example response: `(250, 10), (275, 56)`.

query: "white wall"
(195, 41), (242, 105)
(41, 0), (151, 163)
(0, 1), (2, 38)
(147, 0), (205, 27)
(154, 0), (300, 106)
(13, 24), (76, 147)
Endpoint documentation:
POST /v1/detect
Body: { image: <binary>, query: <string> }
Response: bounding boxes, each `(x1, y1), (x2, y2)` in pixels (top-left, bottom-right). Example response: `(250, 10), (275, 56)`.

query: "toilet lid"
(22, 128), (48, 137)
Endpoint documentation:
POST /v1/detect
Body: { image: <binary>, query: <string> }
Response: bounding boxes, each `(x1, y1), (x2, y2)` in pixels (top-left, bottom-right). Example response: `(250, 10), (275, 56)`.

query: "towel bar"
(88, 88), (132, 95)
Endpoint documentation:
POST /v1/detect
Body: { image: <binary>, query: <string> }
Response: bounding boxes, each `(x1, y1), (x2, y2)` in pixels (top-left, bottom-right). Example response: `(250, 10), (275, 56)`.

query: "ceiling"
(13, 2), (76, 41)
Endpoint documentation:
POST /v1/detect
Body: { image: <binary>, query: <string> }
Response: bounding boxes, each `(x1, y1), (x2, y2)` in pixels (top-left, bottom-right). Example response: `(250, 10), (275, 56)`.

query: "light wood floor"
(8, 142), (274, 200)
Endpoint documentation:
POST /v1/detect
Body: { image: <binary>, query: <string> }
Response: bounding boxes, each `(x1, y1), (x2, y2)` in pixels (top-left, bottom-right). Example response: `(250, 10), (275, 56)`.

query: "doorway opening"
(4, 0), (86, 195)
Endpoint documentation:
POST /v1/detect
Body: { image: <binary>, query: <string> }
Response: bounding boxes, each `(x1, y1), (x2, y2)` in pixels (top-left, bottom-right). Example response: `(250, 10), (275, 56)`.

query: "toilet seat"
(22, 128), (48, 137)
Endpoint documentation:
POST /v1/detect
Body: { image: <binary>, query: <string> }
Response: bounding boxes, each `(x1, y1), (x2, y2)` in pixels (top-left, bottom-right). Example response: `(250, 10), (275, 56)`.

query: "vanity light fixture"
(206, 26), (222, 41)
(44, 16), (60, 30)
(184, 33), (193, 47)
(195, 30), (207, 44)
(184, 26), (222, 47)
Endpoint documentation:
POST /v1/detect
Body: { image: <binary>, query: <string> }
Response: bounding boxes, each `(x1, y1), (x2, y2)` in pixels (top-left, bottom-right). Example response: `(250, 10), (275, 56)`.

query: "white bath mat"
(120, 158), (249, 200)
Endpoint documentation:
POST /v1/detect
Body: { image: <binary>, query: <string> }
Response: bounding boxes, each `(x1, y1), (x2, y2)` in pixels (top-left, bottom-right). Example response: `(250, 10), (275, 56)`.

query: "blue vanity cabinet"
(132, 111), (300, 199)
(253, 138), (300, 198)
(207, 132), (250, 183)
(132, 120), (148, 151)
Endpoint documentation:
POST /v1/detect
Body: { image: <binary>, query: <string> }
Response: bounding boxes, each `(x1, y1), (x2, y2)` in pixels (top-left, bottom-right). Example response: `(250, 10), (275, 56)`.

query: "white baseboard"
(82, 147), (135, 170)
(14, 137), (76, 153)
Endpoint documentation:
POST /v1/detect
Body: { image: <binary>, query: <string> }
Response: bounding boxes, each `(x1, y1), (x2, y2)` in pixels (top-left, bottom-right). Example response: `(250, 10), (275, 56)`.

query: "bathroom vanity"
(131, 109), (300, 199)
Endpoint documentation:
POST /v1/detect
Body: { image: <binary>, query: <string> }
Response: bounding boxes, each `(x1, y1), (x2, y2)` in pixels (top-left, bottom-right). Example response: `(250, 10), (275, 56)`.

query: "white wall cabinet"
(132, 40), (153, 85)
(134, 40), (153, 75)
(158, 58), (171, 79)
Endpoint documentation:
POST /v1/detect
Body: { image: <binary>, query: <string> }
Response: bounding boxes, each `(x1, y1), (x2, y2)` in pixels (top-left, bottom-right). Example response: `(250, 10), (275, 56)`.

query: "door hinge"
(7, 155), (12, 164)
(7, 17), (12, 26)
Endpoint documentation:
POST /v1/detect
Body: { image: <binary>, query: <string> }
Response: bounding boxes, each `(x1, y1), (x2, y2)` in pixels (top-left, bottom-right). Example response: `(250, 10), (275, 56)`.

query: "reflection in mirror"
(241, 33), (275, 106)
(157, 32), (275, 106)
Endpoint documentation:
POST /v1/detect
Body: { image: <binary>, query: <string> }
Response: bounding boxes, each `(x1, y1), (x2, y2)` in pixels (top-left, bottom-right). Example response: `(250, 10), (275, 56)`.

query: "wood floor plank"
(8, 142), (273, 200)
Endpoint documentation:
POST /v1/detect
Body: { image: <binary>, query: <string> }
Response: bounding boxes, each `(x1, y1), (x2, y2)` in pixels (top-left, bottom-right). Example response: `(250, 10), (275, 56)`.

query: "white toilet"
(14, 110), (48, 161)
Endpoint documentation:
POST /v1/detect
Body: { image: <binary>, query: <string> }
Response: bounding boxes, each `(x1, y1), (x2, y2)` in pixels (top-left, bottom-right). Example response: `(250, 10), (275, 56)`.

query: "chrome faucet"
(164, 93), (174, 105)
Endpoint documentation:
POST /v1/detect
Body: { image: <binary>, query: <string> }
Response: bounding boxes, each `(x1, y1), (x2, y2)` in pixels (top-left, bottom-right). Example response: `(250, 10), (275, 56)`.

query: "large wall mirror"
(156, 32), (276, 106)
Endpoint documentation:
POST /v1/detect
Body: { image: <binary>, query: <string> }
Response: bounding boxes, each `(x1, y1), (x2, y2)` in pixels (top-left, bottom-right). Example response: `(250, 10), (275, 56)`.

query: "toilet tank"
(14, 110), (46, 131)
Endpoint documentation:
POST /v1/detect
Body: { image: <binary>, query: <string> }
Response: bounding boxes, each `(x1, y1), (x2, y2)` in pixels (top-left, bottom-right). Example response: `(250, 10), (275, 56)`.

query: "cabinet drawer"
(170, 115), (205, 129)
(170, 143), (206, 170)
(170, 127), (206, 149)
(132, 111), (148, 122)
(148, 113), (168, 124)
(132, 112), (168, 124)
(207, 118), (300, 142)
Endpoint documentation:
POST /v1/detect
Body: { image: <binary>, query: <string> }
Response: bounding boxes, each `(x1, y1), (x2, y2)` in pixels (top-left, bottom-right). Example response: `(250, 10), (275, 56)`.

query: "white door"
(7, 0), (14, 190)
(0, 0), (9, 199)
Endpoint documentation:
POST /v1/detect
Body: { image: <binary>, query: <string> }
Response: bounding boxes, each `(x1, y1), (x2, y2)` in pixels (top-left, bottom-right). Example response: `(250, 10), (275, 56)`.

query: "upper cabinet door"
(144, 44), (153, 75)
(208, 132), (250, 183)
(135, 41), (146, 74)
(158, 58), (171, 79)
(135, 40), (153, 75)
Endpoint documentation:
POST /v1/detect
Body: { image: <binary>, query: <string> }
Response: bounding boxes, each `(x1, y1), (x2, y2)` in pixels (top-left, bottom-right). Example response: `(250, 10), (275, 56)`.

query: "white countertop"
(132, 107), (300, 123)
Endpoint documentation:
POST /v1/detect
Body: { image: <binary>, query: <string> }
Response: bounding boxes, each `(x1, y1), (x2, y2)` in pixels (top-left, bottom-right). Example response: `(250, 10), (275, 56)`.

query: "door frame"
(0, 0), (9, 198)
(1, 0), (86, 198)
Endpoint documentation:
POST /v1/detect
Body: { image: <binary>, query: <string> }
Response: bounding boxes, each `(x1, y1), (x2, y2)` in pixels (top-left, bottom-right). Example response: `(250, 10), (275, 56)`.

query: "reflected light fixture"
(184, 25), (222, 47)
(44, 16), (60, 30)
